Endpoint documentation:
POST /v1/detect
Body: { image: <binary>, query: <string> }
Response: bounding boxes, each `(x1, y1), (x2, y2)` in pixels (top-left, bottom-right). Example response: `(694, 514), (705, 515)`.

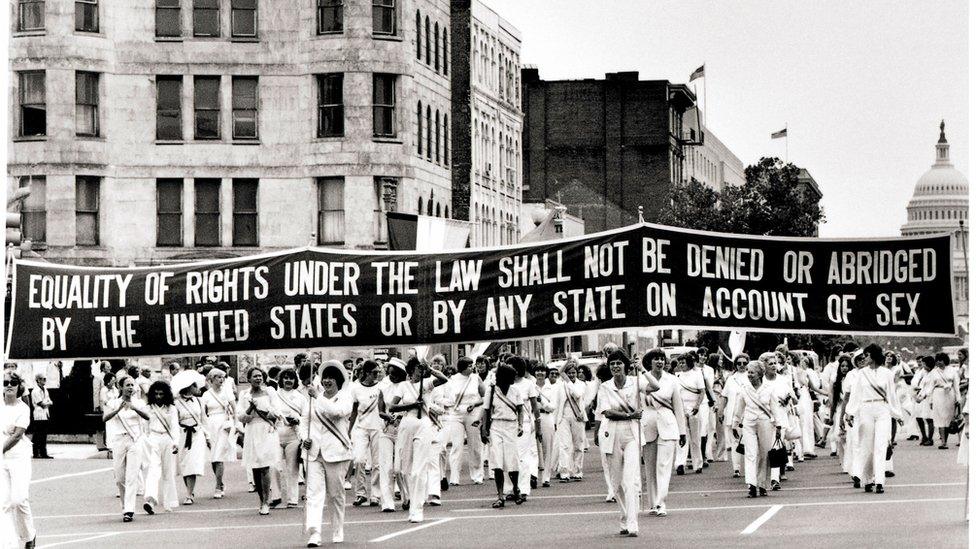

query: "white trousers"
(511, 421), (537, 496)
(409, 425), (441, 522)
(600, 451), (614, 498)
(742, 416), (774, 490)
(798, 395), (816, 454)
(607, 422), (641, 533)
(712, 413), (727, 462)
(538, 413), (557, 483)
(0, 457), (35, 544)
(557, 417), (585, 477)
(676, 411), (702, 471)
(353, 428), (383, 503)
(111, 437), (143, 514)
(144, 432), (179, 509)
(272, 437), (301, 505)
(854, 403), (891, 486)
(305, 457), (348, 544)
(462, 411), (485, 483)
(844, 415), (858, 474)
(642, 438), (676, 509)
(441, 418), (466, 485)
(725, 425), (744, 472)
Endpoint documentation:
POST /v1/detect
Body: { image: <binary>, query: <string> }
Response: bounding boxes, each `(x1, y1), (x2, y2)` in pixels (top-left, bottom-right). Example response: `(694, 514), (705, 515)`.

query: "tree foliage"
(658, 157), (825, 237)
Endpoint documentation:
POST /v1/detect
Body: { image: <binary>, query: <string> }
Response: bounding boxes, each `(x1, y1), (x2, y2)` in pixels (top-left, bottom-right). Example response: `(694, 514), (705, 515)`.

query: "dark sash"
(495, 388), (519, 416)
(736, 380), (774, 420)
(863, 371), (888, 401)
(605, 384), (636, 414)
(313, 400), (351, 450)
(452, 375), (474, 410)
(649, 391), (674, 413)
(152, 405), (176, 442)
(563, 383), (584, 421)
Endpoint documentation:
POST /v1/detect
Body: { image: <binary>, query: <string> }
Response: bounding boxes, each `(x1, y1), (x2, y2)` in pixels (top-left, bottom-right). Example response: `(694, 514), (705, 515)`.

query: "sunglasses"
(3, 380), (20, 387)
(736, 361), (748, 365)
(608, 360), (624, 367)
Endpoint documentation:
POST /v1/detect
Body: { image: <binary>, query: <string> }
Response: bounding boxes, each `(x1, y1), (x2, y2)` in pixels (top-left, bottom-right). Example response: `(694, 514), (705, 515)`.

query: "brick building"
(520, 69), (698, 233)
(9, 0), (453, 267)
(450, 0), (522, 247)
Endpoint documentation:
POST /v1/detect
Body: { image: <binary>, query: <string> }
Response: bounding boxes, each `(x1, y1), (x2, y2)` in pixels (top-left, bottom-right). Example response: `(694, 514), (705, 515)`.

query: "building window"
(434, 22), (439, 71)
(18, 0), (44, 31)
(75, 71), (99, 137)
(424, 16), (430, 64)
(156, 76), (182, 140)
(372, 0), (395, 36)
(75, 0), (97, 32)
(316, 73), (343, 137)
(155, 0), (180, 37)
(194, 76), (220, 140)
(156, 178), (183, 247)
(416, 101), (422, 155)
(18, 71), (45, 137)
(233, 178), (258, 246)
(194, 178), (221, 246)
(373, 177), (397, 244)
(425, 106), (431, 159)
(434, 109), (440, 163)
(442, 28), (448, 75)
(317, 177), (344, 245)
(19, 176), (46, 246)
(193, 0), (219, 37)
(232, 76), (258, 139)
(372, 74), (396, 137)
(231, 0), (257, 37)
(415, 10), (421, 59)
(317, 0), (342, 34)
(443, 112), (449, 164)
(75, 176), (100, 246)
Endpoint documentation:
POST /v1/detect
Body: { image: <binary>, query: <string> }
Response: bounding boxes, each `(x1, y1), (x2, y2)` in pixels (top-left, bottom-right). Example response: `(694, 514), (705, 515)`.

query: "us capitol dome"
(901, 120), (968, 333)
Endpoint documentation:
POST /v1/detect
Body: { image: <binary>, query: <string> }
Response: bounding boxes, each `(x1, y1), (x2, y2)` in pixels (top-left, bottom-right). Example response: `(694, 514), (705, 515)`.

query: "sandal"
(183, 497), (194, 505)
(491, 498), (505, 508)
(514, 493), (525, 505)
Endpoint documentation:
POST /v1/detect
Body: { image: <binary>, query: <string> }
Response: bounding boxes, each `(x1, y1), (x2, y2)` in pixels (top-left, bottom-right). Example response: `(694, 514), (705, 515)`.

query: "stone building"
(9, 0), (453, 267)
(900, 121), (969, 332)
(681, 127), (745, 191)
(450, 0), (522, 247)
(520, 69), (698, 233)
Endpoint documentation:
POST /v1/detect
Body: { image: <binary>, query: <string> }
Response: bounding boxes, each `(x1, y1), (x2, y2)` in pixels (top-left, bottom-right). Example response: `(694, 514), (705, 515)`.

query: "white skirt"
(177, 427), (207, 477)
(488, 420), (519, 472)
(243, 418), (281, 469)
(206, 412), (237, 463)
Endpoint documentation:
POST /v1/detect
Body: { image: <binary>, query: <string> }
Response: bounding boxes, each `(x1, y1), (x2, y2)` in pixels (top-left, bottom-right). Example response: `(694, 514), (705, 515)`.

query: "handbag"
(885, 443), (894, 460)
(948, 416), (964, 435)
(768, 437), (789, 468)
(735, 442), (745, 455)
(784, 411), (802, 441)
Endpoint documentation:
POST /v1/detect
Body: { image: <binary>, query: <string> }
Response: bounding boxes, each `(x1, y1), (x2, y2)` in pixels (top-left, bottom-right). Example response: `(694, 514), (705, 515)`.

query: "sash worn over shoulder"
(563, 383), (584, 421)
(605, 384), (636, 415)
(495, 388), (519, 415)
(152, 405), (176, 442)
(649, 390), (674, 412)
(452, 375), (474, 410)
(863, 371), (888, 401)
(736, 380), (774, 420)
(313, 399), (351, 450)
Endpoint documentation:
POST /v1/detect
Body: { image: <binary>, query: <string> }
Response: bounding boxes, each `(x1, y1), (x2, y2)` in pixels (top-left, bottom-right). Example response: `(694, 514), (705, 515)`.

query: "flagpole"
(785, 123), (789, 163)
(702, 62), (707, 129)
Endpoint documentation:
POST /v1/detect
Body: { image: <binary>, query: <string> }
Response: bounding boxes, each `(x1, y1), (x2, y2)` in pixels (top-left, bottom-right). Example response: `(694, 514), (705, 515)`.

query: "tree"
(659, 157), (825, 237)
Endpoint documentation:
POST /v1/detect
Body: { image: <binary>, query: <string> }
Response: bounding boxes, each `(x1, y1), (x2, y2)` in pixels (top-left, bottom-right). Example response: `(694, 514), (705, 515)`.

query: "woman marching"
(554, 359), (588, 481)
(349, 360), (391, 509)
(237, 367), (282, 515)
(103, 375), (150, 522)
(535, 365), (559, 488)
(201, 368), (237, 499)
(302, 362), (353, 546)
(718, 354), (750, 478)
(848, 344), (902, 493)
(928, 352), (962, 449)
(796, 355), (827, 460)
(143, 380), (180, 515)
(481, 361), (525, 509)
(173, 377), (210, 506)
(2, 370), (37, 548)
(272, 368), (307, 508)
(378, 358), (408, 513)
(641, 349), (686, 517)
(732, 360), (784, 498)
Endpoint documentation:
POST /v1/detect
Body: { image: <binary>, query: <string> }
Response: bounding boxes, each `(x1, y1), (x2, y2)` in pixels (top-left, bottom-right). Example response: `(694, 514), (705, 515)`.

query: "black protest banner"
(4, 223), (956, 360)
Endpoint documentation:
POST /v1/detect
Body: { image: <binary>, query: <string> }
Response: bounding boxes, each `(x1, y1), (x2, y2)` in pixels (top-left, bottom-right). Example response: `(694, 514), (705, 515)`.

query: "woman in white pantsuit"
(675, 354), (705, 475)
(237, 367), (282, 515)
(202, 369), (237, 499)
(535, 367), (559, 487)
(733, 361), (783, 498)
(640, 349), (684, 517)
(301, 363), (353, 546)
(718, 354), (750, 478)
(554, 360), (587, 481)
(444, 358), (485, 486)
(143, 381), (180, 515)
(271, 368), (306, 508)
(103, 375), (150, 522)
(2, 371), (36, 548)
(847, 344), (902, 493)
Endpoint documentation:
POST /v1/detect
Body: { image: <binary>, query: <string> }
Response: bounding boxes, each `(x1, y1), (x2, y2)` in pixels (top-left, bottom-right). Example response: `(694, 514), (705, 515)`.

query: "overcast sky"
(490, 0), (968, 238)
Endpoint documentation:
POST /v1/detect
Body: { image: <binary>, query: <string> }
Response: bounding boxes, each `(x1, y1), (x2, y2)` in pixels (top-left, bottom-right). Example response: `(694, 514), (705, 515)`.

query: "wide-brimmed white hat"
(316, 359), (349, 389)
(387, 357), (407, 374)
(170, 370), (200, 395)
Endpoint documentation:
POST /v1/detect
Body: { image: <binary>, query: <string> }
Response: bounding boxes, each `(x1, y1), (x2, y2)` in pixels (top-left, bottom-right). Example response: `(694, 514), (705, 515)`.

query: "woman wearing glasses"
(718, 354), (751, 478)
(2, 371), (36, 548)
(237, 366), (281, 515)
(639, 349), (684, 517)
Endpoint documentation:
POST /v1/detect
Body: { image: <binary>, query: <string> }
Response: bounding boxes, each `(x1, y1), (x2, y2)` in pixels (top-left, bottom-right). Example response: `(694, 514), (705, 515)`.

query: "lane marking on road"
(38, 496), (964, 539)
(740, 505), (783, 535)
(368, 517), (455, 543)
(33, 481), (966, 521)
(31, 467), (114, 485)
(37, 532), (118, 548)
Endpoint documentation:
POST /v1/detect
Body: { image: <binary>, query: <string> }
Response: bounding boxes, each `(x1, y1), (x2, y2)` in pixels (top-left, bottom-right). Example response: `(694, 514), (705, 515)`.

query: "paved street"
(28, 434), (968, 549)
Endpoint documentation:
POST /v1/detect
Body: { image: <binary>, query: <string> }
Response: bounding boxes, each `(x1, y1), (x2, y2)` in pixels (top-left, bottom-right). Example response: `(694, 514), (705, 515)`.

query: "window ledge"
(76, 135), (106, 142)
(155, 36), (184, 42)
(73, 30), (104, 37)
(314, 31), (344, 37)
(232, 139), (261, 145)
(74, 245), (106, 250)
(193, 137), (223, 142)
(230, 37), (260, 43)
(13, 30), (45, 37)
(12, 136), (47, 143)
(312, 136), (345, 142)
(191, 35), (223, 39)
(373, 136), (402, 144)
(155, 140), (185, 145)
(372, 34), (403, 42)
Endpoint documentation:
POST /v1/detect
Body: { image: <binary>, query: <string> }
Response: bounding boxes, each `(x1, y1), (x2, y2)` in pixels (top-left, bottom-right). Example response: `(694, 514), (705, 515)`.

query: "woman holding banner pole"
(641, 349), (685, 517)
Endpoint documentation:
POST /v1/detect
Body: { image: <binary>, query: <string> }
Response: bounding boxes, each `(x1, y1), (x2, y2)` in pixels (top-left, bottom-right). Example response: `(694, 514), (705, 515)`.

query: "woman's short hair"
(606, 349), (630, 368)
(207, 368), (226, 383)
(595, 363), (612, 382)
(494, 363), (517, 387)
(360, 360), (378, 379)
(707, 353), (721, 369)
(4, 371), (26, 397)
(147, 380), (174, 406)
(507, 356), (527, 377)
(320, 365), (345, 389)
(245, 366), (266, 383)
(734, 353), (750, 364)
(934, 352), (950, 365)
(921, 355), (936, 368)
(758, 352), (779, 366)
(682, 353), (697, 369)
(642, 348), (667, 369)
(456, 357), (474, 372)
(277, 367), (299, 386)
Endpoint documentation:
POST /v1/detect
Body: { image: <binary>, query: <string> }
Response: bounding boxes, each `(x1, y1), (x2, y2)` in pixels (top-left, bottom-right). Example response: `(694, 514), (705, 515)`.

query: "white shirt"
(302, 390), (354, 462)
(105, 397), (146, 444)
(642, 371), (686, 440)
(350, 382), (384, 431)
(30, 386), (52, 421)
(676, 370), (705, 414)
(483, 384), (523, 421)
(849, 366), (903, 420)
(514, 377), (539, 427)
(733, 380), (784, 427)
(720, 371), (750, 426)
(537, 380), (559, 414)
(2, 400), (32, 459)
(447, 373), (482, 415)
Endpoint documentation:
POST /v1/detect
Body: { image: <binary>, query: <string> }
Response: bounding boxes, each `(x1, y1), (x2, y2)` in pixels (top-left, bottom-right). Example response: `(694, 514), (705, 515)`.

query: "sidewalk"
(43, 442), (107, 460)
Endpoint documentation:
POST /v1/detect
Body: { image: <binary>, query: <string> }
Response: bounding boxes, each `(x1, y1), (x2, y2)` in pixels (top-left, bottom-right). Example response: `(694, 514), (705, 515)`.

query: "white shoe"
(331, 532), (344, 544)
(213, 490), (224, 499)
(307, 531), (322, 547)
(428, 496), (441, 506)
(343, 481), (352, 490)
(657, 504), (667, 517)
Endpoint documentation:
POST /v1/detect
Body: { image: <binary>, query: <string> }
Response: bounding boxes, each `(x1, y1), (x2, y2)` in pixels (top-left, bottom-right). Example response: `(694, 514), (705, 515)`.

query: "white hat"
(387, 357), (407, 374)
(317, 359), (349, 388)
(170, 370), (198, 395)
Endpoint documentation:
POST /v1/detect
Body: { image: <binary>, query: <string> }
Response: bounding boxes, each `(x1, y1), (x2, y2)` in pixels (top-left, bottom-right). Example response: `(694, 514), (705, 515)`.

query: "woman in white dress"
(271, 368), (306, 508)
(2, 371), (36, 548)
(237, 366), (282, 515)
(173, 379), (209, 505)
(202, 368), (237, 499)
(143, 380), (180, 514)
(927, 352), (962, 449)
(480, 363), (524, 509)
(103, 375), (150, 522)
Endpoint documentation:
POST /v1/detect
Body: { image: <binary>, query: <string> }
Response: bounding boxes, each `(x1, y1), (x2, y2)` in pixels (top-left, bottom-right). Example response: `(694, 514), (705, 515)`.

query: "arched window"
(425, 16), (430, 65)
(427, 191), (433, 216)
(445, 205), (450, 219)
(426, 106), (432, 160)
(415, 11), (421, 60)
(443, 113), (449, 164)
(434, 22), (440, 72)
(435, 202), (441, 217)
(418, 196), (423, 214)
(435, 109), (440, 163)
(442, 28), (449, 75)
(416, 101), (423, 155)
